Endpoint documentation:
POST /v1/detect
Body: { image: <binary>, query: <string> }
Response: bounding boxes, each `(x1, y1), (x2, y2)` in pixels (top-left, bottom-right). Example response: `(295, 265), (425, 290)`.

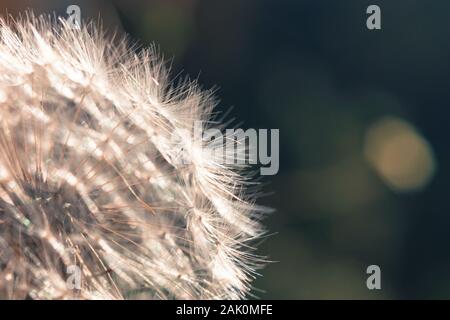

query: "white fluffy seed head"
(0, 13), (266, 299)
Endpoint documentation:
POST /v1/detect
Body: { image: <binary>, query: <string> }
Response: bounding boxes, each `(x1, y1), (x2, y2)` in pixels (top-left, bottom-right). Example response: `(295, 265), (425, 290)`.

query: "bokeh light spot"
(364, 116), (436, 192)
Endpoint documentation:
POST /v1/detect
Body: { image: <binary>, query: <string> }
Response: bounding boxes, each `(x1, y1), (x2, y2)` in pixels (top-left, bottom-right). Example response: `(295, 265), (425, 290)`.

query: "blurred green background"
(3, 0), (450, 299)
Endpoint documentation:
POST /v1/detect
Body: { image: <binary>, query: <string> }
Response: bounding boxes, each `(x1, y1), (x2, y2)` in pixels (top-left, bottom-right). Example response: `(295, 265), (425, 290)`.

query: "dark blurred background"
(2, 0), (450, 299)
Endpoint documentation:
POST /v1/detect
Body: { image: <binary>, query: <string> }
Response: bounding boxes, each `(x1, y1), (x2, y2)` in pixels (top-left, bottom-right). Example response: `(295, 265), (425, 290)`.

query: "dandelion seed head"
(0, 13), (266, 299)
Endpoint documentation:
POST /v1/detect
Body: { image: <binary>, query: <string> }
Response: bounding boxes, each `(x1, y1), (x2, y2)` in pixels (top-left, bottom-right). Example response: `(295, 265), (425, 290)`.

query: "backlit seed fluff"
(0, 13), (267, 299)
